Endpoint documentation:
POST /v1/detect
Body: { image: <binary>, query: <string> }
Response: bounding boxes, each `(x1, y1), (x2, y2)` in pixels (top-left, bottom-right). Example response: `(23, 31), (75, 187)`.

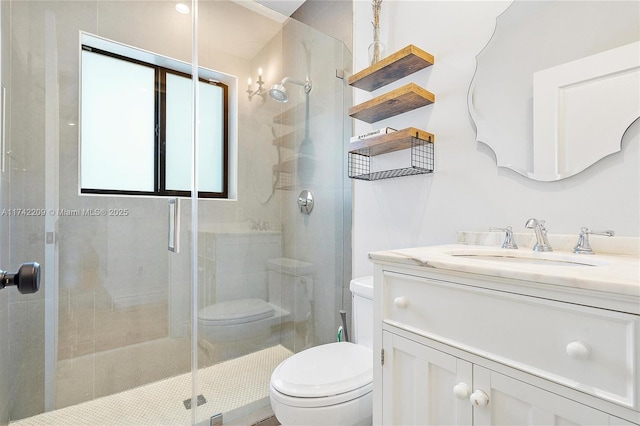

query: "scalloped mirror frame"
(468, 0), (640, 181)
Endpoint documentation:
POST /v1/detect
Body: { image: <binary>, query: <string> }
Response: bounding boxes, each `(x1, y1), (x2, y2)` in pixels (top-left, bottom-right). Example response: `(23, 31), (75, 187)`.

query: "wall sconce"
(247, 68), (266, 101)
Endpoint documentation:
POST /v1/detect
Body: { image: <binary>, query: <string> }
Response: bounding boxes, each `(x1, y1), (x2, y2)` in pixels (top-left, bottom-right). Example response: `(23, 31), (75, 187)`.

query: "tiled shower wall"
(2, 0), (352, 422)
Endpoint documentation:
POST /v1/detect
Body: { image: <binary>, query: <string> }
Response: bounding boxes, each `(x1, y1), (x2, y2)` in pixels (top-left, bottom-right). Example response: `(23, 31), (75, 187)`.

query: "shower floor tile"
(11, 345), (292, 426)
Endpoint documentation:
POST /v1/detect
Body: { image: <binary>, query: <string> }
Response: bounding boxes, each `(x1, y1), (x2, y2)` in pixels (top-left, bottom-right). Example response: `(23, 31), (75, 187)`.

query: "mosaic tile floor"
(12, 345), (292, 426)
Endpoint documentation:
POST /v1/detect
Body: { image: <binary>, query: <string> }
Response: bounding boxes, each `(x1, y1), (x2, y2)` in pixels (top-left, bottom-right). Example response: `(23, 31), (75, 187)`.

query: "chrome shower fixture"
(268, 77), (312, 103)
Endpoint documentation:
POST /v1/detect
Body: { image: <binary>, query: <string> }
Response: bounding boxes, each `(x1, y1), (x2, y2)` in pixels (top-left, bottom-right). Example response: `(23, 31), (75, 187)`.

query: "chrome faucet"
(573, 227), (614, 254)
(524, 218), (553, 252)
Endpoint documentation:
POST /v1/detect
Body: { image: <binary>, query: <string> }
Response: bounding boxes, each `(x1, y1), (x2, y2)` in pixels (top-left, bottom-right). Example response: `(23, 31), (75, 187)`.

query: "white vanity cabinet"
(381, 330), (472, 425)
(382, 330), (614, 425)
(371, 261), (640, 426)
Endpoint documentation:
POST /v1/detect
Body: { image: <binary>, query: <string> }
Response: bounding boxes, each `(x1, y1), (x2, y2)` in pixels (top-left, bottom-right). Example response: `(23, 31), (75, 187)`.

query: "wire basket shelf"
(348, 136), (434, 181)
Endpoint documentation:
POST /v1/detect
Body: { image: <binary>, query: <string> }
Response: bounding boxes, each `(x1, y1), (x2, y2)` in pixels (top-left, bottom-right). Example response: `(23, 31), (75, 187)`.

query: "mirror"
(468, 0), (640, 181)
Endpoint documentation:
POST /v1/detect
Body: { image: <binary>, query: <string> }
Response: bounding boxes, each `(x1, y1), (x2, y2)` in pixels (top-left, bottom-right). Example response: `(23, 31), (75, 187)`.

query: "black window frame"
(80, 45), (229, 199)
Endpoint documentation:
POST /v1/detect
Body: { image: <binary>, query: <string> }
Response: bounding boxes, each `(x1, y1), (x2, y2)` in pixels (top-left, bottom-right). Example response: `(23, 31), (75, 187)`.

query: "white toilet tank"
(267, 258), (314, 322)
(350, 276), (373, 349)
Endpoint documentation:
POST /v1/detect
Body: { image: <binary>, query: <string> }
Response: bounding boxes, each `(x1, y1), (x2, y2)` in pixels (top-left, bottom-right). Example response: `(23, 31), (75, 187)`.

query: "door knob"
(0, 262), (40, 294)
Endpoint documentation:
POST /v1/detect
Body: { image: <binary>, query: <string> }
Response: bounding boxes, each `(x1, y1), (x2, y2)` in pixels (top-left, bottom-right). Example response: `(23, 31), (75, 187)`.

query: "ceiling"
(175, 0), (307, 60)
(255, 0), (306, 17)
(213, 0), (305, 59)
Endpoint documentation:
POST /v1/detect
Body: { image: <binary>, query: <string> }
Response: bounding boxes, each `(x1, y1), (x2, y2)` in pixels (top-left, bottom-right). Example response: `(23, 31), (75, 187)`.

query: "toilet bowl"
(198, 298), (287, 342)
(270, 276), (374, 426)
(198, 258), (313, 362)
(197, 297), (290, 362)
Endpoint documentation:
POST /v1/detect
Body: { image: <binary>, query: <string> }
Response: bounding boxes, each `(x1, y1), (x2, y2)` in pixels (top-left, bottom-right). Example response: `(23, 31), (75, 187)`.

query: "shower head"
(268, 77), (312, 103)
(268, 83), (289, 102)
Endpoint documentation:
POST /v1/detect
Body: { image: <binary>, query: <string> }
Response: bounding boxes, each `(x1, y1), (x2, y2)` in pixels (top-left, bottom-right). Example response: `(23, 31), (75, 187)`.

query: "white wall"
(352, 1), (640, 277)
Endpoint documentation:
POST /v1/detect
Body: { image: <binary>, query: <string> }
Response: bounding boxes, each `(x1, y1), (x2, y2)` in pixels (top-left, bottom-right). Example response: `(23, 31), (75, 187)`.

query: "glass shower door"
(0, 1), (201, 424)
(193, 3), (352, 423)
(0, 1), (352, 425)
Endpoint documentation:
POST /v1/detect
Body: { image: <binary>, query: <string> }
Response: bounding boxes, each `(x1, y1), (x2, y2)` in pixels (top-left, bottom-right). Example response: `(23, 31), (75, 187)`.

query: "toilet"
(269, 276), (373, 426)
(197, 257), (313, 362)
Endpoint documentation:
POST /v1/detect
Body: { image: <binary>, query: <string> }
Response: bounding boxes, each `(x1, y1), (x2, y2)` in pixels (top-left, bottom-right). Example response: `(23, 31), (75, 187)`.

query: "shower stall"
(0, 0), (351, 424)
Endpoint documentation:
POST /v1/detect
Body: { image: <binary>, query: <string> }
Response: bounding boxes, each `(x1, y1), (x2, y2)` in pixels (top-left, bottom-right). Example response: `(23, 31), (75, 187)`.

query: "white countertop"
(369, 243), (640, 298)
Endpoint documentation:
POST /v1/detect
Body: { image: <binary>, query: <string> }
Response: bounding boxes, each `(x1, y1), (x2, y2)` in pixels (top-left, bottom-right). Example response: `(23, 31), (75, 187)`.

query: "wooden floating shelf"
(349, 83), (435, 124)
(346, 44), (436, 180)
(272, 154), (315, 173)
(273, 159), (296, 173)
(348, 127), (434, 181)
(272, 103), (322, 125)
(273, 131), (296, 149)
(348, 45), (435, 92)
(272, 103), (305, 125)
(349, 127), (434, 156)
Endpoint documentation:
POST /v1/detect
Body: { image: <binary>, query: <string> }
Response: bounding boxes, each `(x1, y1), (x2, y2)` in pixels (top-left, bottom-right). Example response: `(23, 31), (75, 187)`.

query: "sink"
(445, 249), (610, 267)
(452, 254), (594, 267)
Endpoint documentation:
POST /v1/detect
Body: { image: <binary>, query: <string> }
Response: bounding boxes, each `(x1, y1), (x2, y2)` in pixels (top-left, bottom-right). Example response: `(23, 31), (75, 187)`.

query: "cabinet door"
(382, 331), (472, 425)
(472, 365), (610, 425)
(609, 415), (640, 425)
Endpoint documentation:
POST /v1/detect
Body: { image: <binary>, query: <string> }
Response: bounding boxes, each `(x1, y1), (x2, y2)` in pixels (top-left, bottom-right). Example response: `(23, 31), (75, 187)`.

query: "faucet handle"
(573, 227), (614, 254)
(489, 226), (518, 249)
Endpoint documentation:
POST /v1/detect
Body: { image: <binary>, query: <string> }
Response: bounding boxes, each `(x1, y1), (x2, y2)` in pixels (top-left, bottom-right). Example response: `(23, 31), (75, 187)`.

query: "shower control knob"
(297, 190), (314, 214)
(0, 262), (40, 294)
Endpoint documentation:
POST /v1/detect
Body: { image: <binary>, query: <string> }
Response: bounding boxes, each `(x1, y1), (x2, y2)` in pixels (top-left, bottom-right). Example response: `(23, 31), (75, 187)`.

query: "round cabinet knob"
(394, 296), (409, 309)
(566, 340), (591, 360)
(453, 383), (471, 399)
(470, 390), (490, 406)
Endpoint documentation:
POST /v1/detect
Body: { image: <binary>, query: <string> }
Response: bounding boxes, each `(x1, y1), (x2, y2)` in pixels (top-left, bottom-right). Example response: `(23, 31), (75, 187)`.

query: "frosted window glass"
(198, 82), (224, 193)
(81, 50), (155, 192)
(166, 74), (224, 193)
(165, 74), (192, 191)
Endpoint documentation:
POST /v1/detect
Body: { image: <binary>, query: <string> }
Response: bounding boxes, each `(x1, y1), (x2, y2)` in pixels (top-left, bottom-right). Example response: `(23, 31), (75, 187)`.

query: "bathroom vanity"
(369, 233), (640, 425)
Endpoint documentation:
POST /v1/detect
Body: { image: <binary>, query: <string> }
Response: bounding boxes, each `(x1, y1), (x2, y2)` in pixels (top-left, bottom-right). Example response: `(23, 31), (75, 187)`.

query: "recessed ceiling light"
(175, 3), (190, 14)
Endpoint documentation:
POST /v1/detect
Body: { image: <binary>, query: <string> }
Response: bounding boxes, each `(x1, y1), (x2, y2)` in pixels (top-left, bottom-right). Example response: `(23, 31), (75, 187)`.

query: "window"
(80, 44), (229, 198)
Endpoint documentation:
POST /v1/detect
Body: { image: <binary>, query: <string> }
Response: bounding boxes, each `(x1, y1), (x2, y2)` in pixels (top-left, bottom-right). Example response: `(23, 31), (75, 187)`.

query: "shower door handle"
(0, 262), (40, 294)
(168, 198), (180, 253)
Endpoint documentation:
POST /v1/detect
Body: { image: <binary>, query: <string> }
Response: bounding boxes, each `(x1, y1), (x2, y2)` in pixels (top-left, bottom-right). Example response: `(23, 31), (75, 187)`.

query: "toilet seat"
(270, 342), (373, 408)
(270, 381), (372, 409)
(198, 298), (275, 325)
